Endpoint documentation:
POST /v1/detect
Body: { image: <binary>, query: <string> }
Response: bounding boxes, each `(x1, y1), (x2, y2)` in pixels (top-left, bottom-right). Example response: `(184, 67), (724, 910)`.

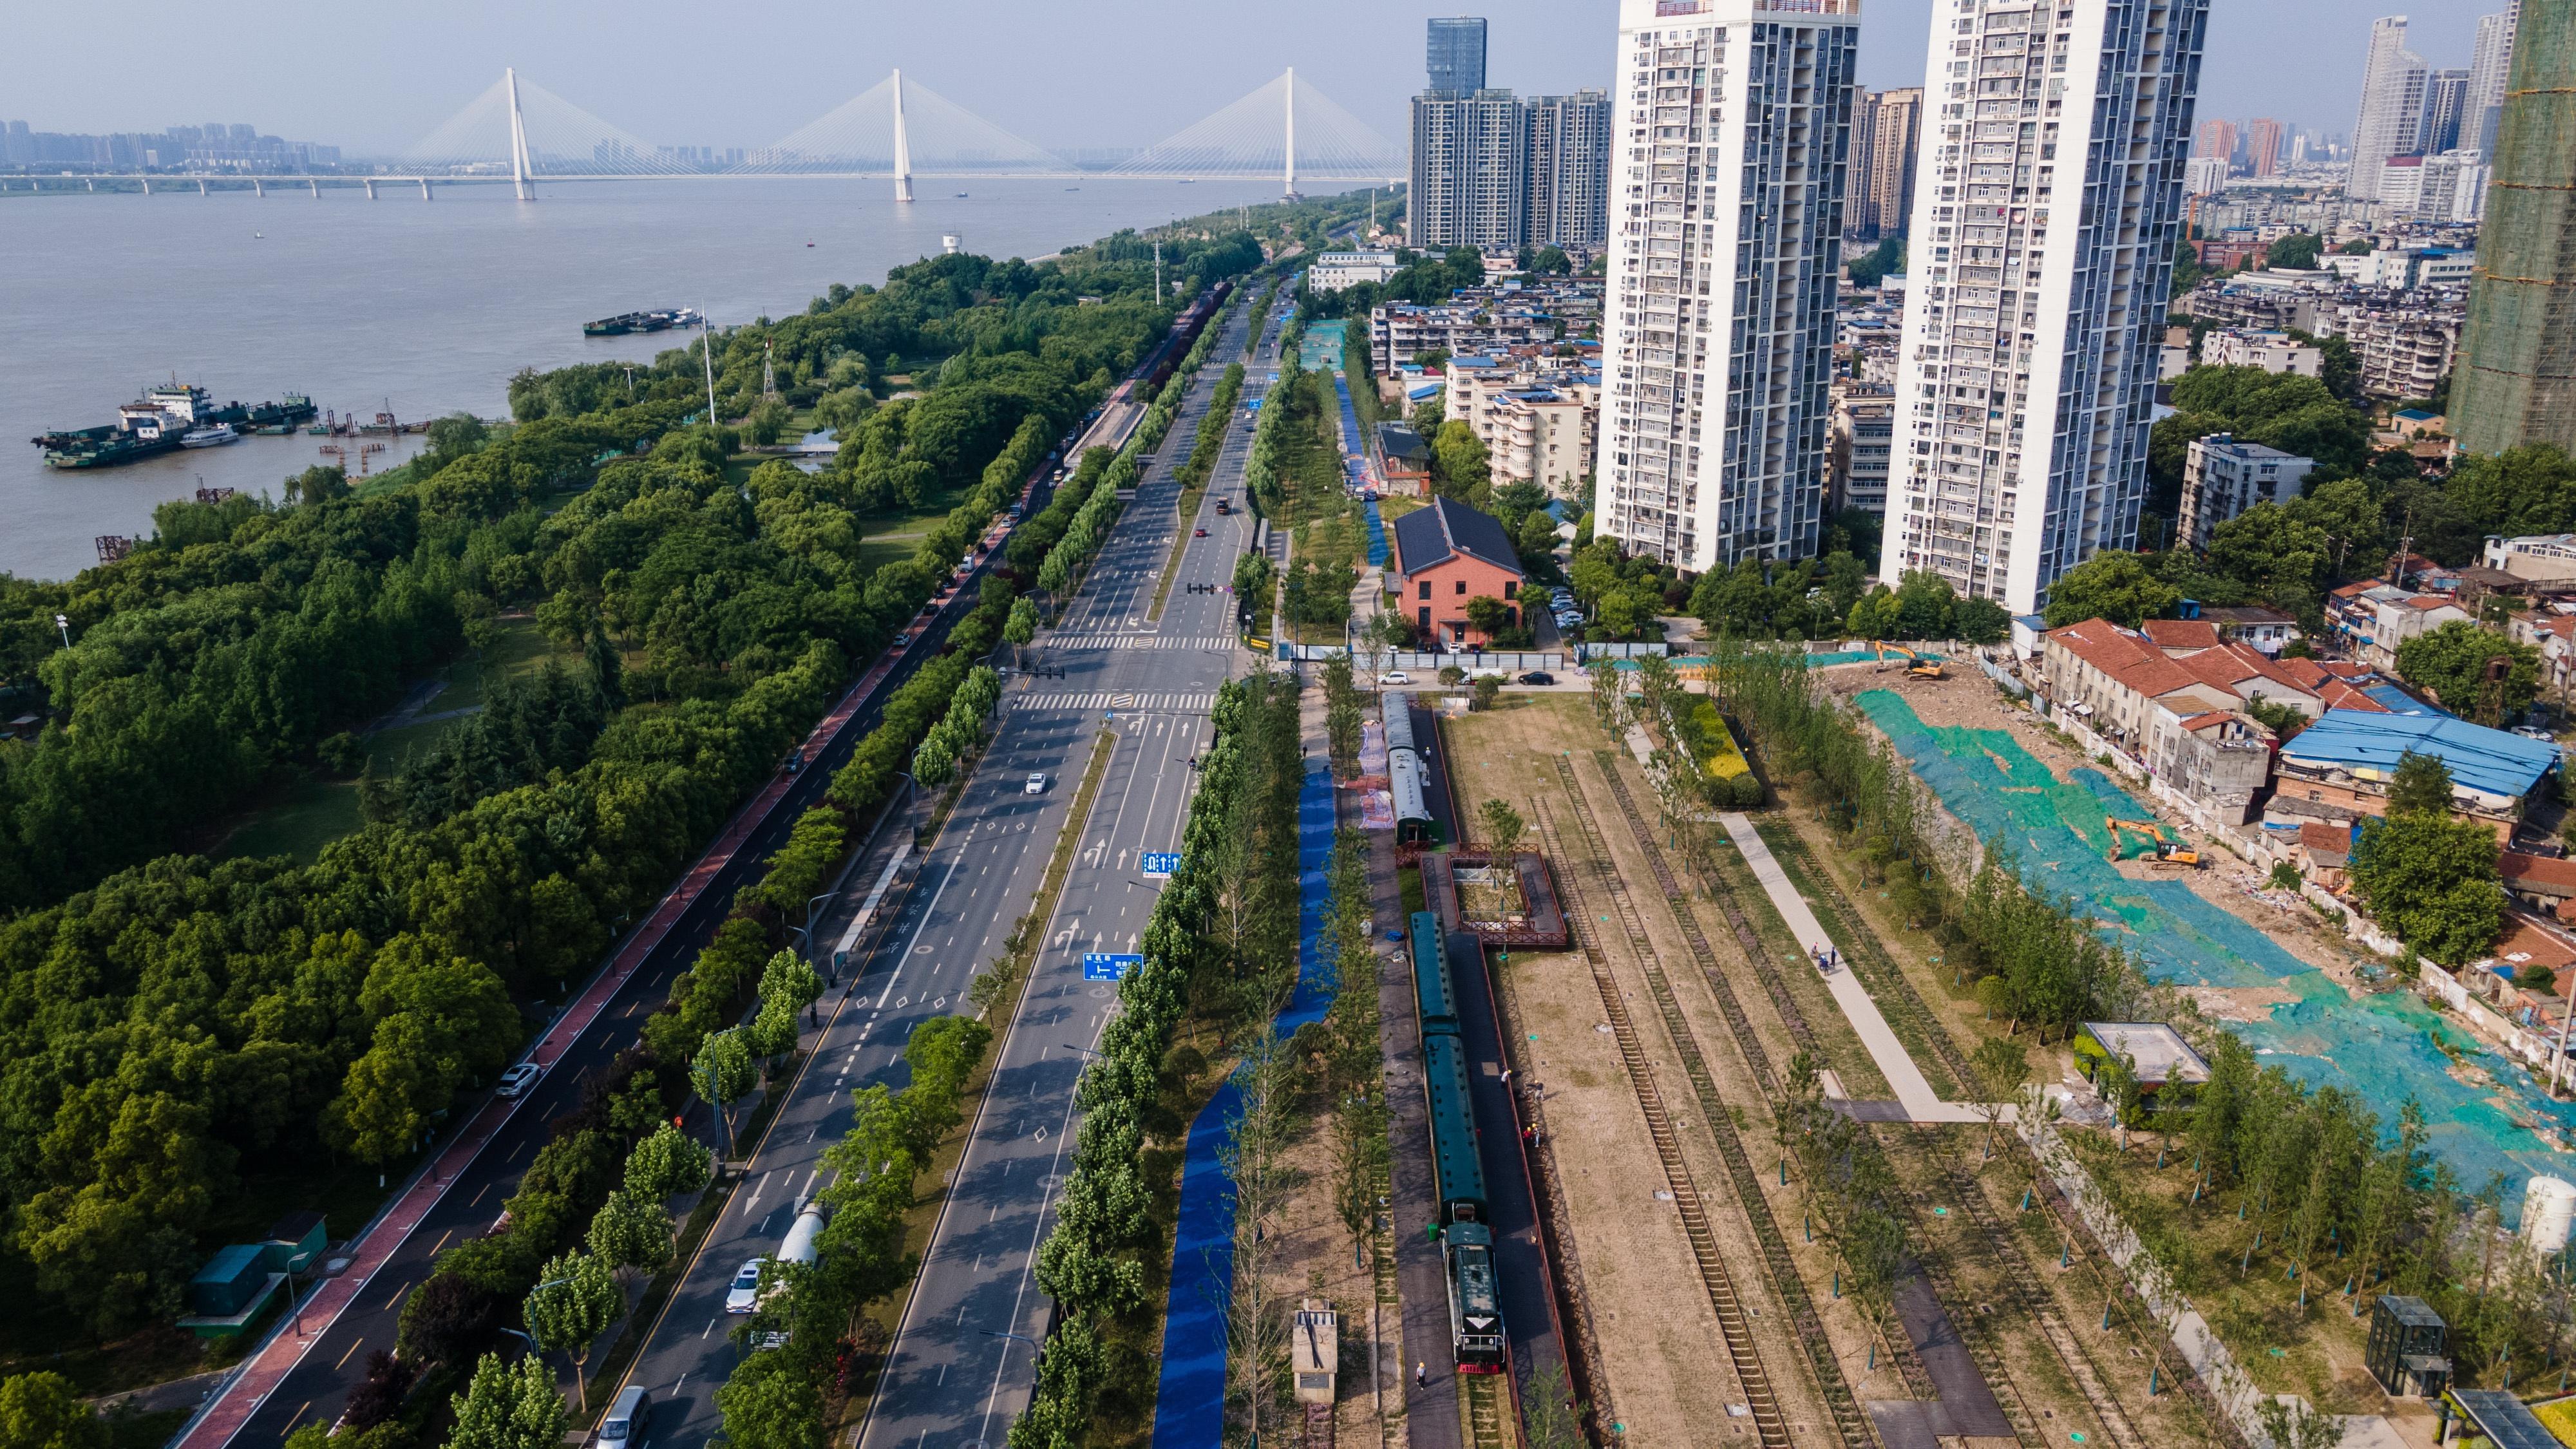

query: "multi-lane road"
(189, 303), (1224, 1449)
(590, 287), (1296, 1449)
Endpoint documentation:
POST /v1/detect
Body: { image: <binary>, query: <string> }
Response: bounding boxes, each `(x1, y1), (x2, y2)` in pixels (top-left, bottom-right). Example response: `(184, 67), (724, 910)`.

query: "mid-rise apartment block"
(1877, 0), (2206, 616)
(1589, 0), (1862, 572)
(2202, 328), (2322, 377)
(1831, 389), (1895, 516)
(2179, 434), (2315, 549)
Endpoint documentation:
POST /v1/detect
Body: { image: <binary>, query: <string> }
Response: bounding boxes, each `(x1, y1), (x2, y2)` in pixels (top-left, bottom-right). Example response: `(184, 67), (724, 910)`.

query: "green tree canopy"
(2387, 751), (2456, 817)
(625, 1121), (715, 1200)
(2266, 233), (2324, 270)
(2394, 620), (2541, 723)
(448, 1353), (566, 1449)
(0, 1373), (109, 1449)
(2349, 811), (2505, 965)
(2204, 502), (2333, 620)
(2041, 551), (2183, 628)
(523, 1250), (620, 1408)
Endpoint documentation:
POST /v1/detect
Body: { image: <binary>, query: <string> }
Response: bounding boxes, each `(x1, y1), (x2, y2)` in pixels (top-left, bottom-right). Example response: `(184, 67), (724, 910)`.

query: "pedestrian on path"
(1416, 1362), (1428, 1390)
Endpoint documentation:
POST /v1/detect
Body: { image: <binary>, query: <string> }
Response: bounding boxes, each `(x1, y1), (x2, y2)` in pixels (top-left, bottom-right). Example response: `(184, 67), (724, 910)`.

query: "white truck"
(725, 1202), (826, 1314)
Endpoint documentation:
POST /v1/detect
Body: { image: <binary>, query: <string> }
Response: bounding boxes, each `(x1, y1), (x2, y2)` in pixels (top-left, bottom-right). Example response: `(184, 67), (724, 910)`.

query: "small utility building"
(2072, 1023), (2210, 1112)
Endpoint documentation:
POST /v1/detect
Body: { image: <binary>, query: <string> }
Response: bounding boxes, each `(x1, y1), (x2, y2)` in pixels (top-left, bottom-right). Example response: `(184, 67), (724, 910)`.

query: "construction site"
(1433, 692), (2233, 1449)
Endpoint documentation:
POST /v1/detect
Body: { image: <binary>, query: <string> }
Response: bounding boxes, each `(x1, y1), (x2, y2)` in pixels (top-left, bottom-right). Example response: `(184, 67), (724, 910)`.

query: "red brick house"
(1390, 496), (1525, 649)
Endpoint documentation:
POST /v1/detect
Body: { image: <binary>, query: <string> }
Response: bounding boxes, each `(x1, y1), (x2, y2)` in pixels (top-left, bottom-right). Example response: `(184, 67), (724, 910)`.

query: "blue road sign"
(1083, 952), (1142, 981)
(1141, 852), (1181, 879)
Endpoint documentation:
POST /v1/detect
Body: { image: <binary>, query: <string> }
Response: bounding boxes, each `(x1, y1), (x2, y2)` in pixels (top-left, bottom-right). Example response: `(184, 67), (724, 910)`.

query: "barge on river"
(32, 383), (314, 469)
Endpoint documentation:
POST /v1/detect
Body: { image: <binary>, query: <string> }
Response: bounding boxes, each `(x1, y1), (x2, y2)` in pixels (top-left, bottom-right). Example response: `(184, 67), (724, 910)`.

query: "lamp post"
(55, 614), (70, 649)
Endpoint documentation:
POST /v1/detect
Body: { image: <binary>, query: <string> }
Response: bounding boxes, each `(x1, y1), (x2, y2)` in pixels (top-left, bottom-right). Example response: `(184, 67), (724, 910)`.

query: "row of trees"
(1016, 671), (1305, 1448)
(0, 245), (1138, 1336)
(713, 1014), (994, 1449)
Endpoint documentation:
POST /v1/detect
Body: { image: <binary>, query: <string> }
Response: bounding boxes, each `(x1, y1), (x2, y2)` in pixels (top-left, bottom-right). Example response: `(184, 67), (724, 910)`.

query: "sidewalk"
(1717, 813), (2000, 1126)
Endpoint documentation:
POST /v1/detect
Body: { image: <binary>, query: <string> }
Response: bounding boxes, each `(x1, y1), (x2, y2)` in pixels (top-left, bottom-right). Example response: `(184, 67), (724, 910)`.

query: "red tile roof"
(2299, 822), (2352, 854)
(2143, 620), (2222, 652)
(2317, 679), (2392, 712)
(2047, 619), (2201, 697)
(2503, 853), (2576, 898)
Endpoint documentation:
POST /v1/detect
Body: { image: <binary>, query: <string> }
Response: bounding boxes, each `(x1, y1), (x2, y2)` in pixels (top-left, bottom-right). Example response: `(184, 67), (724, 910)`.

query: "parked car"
(1378, 671), (1410, 686)
(1025, 773), (1050, 795)
(1519, 672), (1555, 686)
(496, 1063), (542, 1099)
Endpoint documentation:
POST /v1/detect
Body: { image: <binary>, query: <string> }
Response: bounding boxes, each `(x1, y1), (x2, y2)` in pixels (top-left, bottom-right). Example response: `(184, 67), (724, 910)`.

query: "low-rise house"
(1377, 422), (1434, 497)
(2502, 852), (2576, 925)
(2199, 603), (2301, 656)
(2299, 821), (2354, 887)
(2268, 708), (2561, 844)
(2202, 328), (2322, 377)
(1389, 497), (1527, 649)
(2034, 619), (2282, 823)
(2484, 533), (2576, 585)
(2324, 580), (2473, 672)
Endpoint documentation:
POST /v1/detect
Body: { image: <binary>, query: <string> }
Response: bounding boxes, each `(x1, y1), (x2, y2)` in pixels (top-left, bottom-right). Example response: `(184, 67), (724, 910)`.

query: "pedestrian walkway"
(1007, 690), (1217, 714)
(1718, 812), (1996, 1126)
(1043, 632), (1237, 651)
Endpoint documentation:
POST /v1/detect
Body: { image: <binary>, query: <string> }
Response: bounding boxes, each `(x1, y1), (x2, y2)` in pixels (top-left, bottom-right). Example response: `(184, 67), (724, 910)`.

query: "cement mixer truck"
(725, 1201), (826, 1314)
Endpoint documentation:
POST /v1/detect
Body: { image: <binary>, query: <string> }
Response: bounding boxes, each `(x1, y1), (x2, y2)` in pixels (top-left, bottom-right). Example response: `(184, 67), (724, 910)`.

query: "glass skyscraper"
(1428, 17), (1488, 95)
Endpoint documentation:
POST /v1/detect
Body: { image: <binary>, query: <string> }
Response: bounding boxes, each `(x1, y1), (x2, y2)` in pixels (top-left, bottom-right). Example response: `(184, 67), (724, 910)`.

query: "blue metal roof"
(2279, 709), (2561, 799)
(2359, 681), (2451, 717)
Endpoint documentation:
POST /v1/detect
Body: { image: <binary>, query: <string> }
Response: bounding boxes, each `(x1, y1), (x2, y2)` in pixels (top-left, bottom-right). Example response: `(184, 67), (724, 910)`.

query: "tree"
(625, 1121), (714, 1200)
(2266, 232), (2324, 271)
(1954, 596), (2011, 646)
(522, 1251), (620, 1412)
(1970, 1036), (2030, 1163)
(1004, 598), (1038, 647)
(2206, 503), (2333, 618)
(2395, 621), (2540, 723)
(1470, 675), (1502, 712)
(1893, 570), (1958, 640)
(1479, 799), (1526, 851)
(0, 1373), (109, 1449)
(2349, 811), (2505, 965)
(715, 1348), (822, 1449)
(448, 1353), (565, 1449)
(1463, 595), (1514, 641)
(586, 1188), (674, 1282)
(759, 950), (826, 1021)
(2387, 751), (2456, 817)
(692, 1028), (757, 1156)
(1432, 421), (1491, 502)
(2041, 551), (2182, 628)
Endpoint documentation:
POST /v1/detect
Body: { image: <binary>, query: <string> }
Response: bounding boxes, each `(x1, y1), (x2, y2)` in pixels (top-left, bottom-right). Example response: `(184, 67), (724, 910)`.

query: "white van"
(600, 1385), (652, 1447)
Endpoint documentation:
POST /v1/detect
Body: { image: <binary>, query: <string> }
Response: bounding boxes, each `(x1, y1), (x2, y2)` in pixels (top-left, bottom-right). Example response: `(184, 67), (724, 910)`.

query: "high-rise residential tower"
(1876, 0), (2206, 616)
(1589, 0), (1862, 571)
(2350, 17), (2429, 200)
(2454, 0), (2576, 454)
(2246, 117), (2287, 177)
(2468, 5), (2521, 156)
(2194, 117), (2239, 166)
(1428, 17), (1490, 95)
(1849, 86), (1924, 240)
(1524, 91), (1613, 249)
(1409, 89), (1528, 249)
(2420, 68), (2471, 153)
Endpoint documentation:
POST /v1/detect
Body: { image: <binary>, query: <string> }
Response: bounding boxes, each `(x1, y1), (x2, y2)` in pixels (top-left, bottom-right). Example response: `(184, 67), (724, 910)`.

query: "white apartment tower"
(1591, 0), (1863, 572)
(2350, 17), (2430, 200)
(2467, 5), (2520, 156)
(1877, 0), (2206, 616)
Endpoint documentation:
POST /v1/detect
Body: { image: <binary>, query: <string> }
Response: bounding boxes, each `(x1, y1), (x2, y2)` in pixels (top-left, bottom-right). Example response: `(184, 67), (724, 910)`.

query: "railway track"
(1752, 826), (2181, 1449)
(1462, 1374), (1515, 1449)
(1539, 763), (1873, 1449)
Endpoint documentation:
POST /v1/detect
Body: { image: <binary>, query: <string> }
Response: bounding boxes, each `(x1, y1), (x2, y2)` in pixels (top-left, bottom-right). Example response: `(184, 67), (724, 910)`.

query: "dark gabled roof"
(1392, 496), (1522, 578)
(1378, 421), (1431, 463)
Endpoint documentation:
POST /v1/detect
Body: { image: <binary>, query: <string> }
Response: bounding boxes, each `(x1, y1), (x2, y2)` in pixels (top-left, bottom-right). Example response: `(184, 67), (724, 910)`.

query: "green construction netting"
(1856, 689), (2576, 1201)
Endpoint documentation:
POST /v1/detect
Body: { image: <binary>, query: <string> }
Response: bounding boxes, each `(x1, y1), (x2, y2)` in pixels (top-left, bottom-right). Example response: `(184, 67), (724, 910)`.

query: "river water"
(0, 176), (1275, 581)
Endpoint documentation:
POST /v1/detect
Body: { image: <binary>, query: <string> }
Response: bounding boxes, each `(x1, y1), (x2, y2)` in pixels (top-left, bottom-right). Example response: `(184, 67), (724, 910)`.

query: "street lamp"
(54, 614), (70, 649)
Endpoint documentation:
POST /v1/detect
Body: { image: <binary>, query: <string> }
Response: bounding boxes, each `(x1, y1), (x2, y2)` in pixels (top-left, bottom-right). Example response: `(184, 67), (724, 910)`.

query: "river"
(0, 176), (1278, 581)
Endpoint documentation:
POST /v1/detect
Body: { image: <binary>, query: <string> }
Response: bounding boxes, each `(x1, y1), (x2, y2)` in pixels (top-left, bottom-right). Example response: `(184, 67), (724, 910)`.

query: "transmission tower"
(762, 341), (779, 404)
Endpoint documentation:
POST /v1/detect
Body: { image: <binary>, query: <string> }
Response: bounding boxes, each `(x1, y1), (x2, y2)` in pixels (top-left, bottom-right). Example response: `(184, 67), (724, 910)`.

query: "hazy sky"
(2, 1), (2515, 157)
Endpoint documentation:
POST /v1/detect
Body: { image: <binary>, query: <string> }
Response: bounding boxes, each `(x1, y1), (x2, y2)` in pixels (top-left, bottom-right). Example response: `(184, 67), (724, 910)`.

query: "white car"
(724, 1260), (763, 1314)
(1025, 773), (1050, 795)
(495, 1063), (542, 1099)
(1378, 672), (1410, 686)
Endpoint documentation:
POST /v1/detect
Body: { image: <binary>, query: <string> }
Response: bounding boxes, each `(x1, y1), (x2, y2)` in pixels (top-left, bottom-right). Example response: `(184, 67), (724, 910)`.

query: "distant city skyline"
(0, 1), (2519, 164)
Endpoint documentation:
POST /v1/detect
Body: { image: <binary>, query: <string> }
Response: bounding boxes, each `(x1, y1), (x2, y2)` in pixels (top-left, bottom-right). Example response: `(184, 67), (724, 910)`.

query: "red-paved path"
(171, 494), (1040, 1449)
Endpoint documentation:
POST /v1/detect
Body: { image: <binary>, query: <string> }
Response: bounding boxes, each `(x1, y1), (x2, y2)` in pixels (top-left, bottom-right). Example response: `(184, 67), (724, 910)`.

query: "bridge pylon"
(506, 66), (536, 200)
(892, 68), (914, 203)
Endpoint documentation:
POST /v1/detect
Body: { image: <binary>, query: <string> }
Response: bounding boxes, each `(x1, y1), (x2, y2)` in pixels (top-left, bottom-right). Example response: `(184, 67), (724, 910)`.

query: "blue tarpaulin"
(1151, 763), (1338, 1446)
(2280, 708), (2557, 800)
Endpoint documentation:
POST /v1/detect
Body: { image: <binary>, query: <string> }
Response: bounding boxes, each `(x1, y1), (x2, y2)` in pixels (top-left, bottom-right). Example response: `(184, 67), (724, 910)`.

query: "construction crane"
(2106, 817), (2201, 867)
(1874, 641), (1945, 679)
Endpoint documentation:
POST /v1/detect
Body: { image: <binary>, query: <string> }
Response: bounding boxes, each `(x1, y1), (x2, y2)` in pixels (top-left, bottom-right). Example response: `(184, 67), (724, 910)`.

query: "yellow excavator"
(1873, 641), (1945, 679)
(2107, 817), (2202, 867)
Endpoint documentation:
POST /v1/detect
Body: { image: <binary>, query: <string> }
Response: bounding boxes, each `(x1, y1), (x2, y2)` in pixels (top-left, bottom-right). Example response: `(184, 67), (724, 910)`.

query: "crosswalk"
(1010, 690), (1218, 714)
(1044, 633), (1238, 651)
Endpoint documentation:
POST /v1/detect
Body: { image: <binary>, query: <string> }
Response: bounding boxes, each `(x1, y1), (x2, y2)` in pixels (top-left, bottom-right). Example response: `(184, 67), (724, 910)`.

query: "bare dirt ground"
(1447, 697), (1872, 1447)
(1255, 1104), (1387, 1448)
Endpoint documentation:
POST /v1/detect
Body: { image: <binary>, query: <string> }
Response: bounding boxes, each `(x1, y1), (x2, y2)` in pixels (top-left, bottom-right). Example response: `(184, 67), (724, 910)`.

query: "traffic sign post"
(1083, 952), (1143, 981)
(1141, 852), (1181, 880)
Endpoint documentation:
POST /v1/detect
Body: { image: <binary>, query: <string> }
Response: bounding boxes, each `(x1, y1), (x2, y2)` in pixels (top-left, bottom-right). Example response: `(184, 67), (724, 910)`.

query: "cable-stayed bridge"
(379, 66), (1401, 200)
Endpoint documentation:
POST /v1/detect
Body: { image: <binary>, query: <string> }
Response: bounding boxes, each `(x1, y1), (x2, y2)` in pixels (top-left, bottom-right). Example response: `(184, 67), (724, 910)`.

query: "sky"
(0, 0), (2517, 159)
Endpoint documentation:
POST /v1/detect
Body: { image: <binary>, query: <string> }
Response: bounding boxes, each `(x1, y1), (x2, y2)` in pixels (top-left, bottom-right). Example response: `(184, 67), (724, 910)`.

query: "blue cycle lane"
(1330, 371), (1390, 568)
(1151, 761), (1339, 1446)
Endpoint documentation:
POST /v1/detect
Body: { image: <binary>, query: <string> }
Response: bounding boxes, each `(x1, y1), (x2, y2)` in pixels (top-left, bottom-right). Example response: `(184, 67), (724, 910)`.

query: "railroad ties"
(1542, 761), (1877, 1449)
(1461, 1374), (1514, 1449)
(1528, 784), (1795, 1449)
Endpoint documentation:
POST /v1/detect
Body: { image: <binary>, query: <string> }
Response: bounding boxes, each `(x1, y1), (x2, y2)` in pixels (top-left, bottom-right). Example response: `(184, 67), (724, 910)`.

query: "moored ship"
(582, 307), (704, 338)
(32, 382), (317, 469)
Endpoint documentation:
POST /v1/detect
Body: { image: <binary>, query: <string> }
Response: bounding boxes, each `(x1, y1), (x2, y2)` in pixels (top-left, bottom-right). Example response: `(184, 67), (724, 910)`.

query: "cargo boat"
(583, 308), (704, 338)
(31, 383), (315, 469)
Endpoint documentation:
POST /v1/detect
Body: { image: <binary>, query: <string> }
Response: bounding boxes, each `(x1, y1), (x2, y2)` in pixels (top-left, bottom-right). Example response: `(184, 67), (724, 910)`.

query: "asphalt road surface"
(596, 289), (1292, 1449)
(213, 382), (1151, 1449)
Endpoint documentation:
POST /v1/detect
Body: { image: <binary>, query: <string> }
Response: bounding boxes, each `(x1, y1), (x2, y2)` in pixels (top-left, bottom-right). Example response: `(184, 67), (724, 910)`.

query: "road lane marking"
(336, 1340), (365, 1369)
